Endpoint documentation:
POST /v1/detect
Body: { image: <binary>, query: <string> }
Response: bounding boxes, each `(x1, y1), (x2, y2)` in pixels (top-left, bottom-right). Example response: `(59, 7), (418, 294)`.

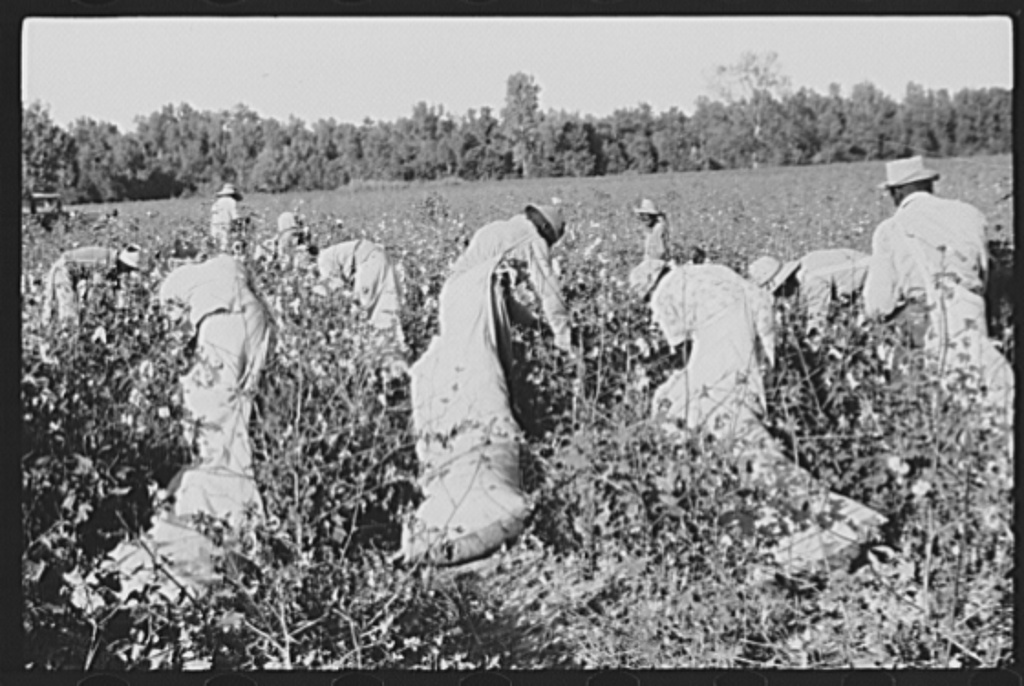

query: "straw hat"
(748, 256), (800, 292)
(628, 258), (669, 298)
(117, 245), (142, 270)
(633, 198), (663, 217)
(878, 156), (940, 190)
(216, 183), (242, 199)
(526, 203), (566, 242)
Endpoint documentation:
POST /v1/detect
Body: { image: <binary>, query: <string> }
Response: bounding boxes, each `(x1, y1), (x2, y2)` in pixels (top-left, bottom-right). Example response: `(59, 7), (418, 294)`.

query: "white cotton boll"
(980, 505), (1003, 533)
(91, 326), (107, 345)
(910, 479), (932, 499)
(886, 455), (910, 477)
(128, 388), (143, 408)
(38, 342), (57, 365)
(632, 367), (650, 392)
(876, 343), (893, 366)
(634, 336), (651, 358)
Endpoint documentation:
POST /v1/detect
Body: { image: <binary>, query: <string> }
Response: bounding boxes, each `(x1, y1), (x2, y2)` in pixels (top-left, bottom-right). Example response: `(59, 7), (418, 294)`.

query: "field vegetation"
(21, 156), (1014, 670)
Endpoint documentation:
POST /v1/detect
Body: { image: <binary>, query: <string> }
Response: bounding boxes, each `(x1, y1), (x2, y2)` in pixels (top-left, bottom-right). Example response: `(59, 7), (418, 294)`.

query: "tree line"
(23, 66), (1013, 205)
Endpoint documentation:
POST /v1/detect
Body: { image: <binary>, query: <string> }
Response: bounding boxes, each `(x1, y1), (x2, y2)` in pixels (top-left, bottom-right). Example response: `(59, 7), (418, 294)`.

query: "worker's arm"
(862, 222), (900, 320)
(525, 239), (572, 351)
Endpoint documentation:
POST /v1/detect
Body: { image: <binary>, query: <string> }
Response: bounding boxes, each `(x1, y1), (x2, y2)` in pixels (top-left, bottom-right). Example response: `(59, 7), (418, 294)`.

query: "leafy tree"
(361, 119), (400, 181)
(308, 118), (339, 189)
(22, 101), (77, 198)
(845, 82), (900, 161)
(688, 97), (736, 170)
(535, 110), (599, 178)
(978, 87), (1012, 154)
(929, 88), (957, 157)
(898, 82), (939, 157)
(708, 51), (792, 166)
(813, 84), (848, 164)
(622, 103), (660, 173)
(224, 104), (265, 188)
(435, 113), (460, 178)
(69, 117), (122, 203)
(20, 74), (1017, 203)
(458, 107), (510, 181)
(779, 88), (824, 165)
(650, 108), (693, 172)
(502, 72), (542, 178)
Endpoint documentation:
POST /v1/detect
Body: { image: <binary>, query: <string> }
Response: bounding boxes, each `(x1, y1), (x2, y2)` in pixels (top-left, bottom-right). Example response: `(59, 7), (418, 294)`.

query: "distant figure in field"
(315, 238), (408, 358)
(210, 183), (242, 253)
(273, 211), (312, 268)
(863, 156), (1014, 433)
(42, 244), (142, 326)
(634, 198), (671, 261)
(749, 248), (871, 336)
(399, 202), (572, 568)
(628, 256), (886, 579)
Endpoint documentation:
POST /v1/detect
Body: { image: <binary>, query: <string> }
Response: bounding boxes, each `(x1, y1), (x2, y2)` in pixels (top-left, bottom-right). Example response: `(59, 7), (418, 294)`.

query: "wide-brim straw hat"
(748, 255), (800, 292)
(117, 245), (142, 270)
(216, 183), (242, 199)
(632, 198), (663, 217)
(526, 203), (566, 241)
(878, 156), (940, 190)
(628, 258), (669, 298)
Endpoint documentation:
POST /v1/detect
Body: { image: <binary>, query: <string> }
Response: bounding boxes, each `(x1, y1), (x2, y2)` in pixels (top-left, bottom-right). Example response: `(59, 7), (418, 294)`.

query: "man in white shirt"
(210, 183), (242, 252)
(863, 156), (1013, 432)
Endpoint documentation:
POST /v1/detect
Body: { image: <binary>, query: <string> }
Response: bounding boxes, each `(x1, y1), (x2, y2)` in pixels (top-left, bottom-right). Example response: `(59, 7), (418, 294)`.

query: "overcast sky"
(22, 16), (1013, 133)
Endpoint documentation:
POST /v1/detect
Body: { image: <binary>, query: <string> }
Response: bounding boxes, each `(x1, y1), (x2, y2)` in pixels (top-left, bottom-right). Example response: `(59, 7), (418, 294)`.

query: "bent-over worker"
(42, 244), (141, 326)
(629, 257), (886, 579)
(863, 156), (1014, 435)
(316, 238), (407, 354)
(109, 253), (275, 601)
(750, 248), (871, 335)
(400, 202), (572, 567)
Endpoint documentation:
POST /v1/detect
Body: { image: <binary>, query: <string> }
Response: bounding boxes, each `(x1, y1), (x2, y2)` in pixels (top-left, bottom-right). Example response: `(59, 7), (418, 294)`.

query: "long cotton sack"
(402, 255), (528, 566)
